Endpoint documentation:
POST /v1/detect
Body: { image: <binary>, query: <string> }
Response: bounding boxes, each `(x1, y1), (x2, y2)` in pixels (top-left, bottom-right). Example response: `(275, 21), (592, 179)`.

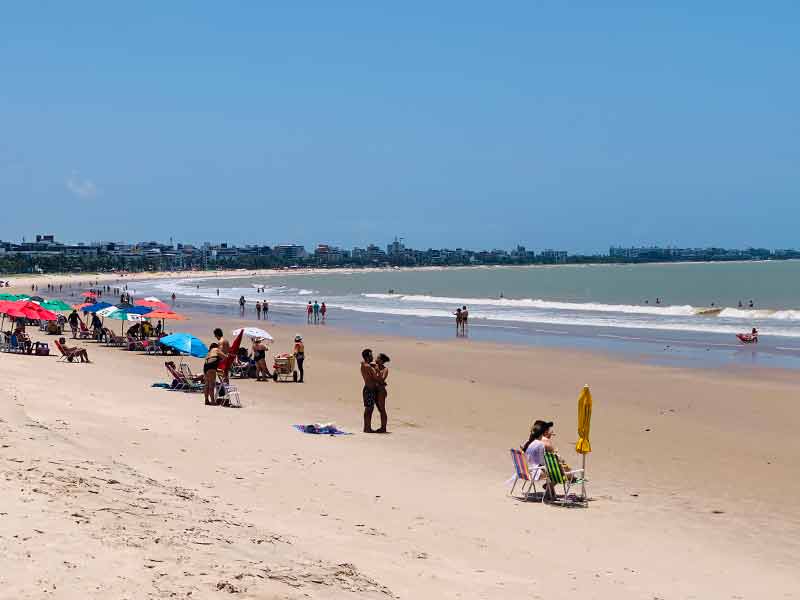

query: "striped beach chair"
(543, 451), (586, 506)
(509, 448), (539, 500)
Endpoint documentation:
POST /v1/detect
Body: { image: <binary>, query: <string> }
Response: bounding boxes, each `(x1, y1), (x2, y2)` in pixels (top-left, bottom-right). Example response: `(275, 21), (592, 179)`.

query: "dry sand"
(1, 278), (799, 598)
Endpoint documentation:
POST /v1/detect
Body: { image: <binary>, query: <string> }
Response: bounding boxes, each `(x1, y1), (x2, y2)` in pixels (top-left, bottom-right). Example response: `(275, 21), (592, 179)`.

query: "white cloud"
(66, 172), (100, 199)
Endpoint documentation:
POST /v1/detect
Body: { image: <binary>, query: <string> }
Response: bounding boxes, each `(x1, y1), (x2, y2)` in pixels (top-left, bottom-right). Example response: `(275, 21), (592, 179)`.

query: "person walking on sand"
(67, 309), (80, 339)
(256, 300), (262, 320)
(361, 348), (379, 433)
(320, 302), (327, 323)
(293, 335), (305, 383)
(373, 353), (391, 433)
(306, 302), (313, 323)
(313, 300), (320, 324)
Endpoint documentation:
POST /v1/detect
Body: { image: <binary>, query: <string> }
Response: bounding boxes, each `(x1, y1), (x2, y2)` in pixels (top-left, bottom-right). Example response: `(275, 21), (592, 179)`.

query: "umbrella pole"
(581, 454), (586, 500)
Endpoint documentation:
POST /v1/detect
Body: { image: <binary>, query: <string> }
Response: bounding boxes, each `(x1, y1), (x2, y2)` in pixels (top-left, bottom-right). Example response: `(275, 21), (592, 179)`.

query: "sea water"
(144, 261), (800, 340)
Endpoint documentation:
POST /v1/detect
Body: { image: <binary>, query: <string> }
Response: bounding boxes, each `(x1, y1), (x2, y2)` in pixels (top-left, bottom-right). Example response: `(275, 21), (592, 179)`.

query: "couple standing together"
(360, 348), (390, 433)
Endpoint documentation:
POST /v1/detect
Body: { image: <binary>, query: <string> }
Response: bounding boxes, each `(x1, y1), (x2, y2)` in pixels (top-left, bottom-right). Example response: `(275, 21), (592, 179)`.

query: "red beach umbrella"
(136, 299), (171, 311)
(219, 329), (244, 377)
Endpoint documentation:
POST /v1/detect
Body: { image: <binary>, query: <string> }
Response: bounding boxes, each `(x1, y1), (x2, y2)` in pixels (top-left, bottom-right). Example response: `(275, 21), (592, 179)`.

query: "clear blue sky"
(1, 2), (798, 253)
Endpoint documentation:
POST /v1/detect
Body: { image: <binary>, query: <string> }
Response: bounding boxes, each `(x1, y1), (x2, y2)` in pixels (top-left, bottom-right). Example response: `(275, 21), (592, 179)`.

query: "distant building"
(315, 244), (345, 265)
(273, 244), (306, 261)
(540, 249), (568, 264)
(387, 237), (405, 257)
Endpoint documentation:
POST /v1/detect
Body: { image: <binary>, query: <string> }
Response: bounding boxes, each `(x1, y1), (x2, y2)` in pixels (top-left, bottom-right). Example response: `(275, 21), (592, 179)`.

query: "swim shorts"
(363, 386), (377, 408)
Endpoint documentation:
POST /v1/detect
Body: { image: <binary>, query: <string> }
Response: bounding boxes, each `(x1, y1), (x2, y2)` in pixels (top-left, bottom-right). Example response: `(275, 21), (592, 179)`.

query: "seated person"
(521, 420), (550, 483)
(58, 337), (91, 363)
(126, 322), (142, 339)
(13, 326), (33, 353)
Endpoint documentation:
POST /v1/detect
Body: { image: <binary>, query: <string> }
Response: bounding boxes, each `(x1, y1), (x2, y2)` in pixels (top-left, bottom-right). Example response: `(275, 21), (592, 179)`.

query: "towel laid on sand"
(293, 423), (350, 436)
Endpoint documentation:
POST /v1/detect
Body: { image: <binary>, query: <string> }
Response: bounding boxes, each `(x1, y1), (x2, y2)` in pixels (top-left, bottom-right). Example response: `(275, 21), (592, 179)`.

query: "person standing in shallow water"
(255, 300), (262, 320)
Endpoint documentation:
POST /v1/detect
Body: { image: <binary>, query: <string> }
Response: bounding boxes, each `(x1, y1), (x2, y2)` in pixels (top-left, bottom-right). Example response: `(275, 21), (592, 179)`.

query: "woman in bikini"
(373, 353), (391, 433)
(252, 337), (271, 381)
(204, 343), (222, 405)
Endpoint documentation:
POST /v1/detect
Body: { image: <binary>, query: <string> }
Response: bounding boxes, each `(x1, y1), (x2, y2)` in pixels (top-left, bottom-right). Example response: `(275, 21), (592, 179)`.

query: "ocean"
(131, 261), (800, 368)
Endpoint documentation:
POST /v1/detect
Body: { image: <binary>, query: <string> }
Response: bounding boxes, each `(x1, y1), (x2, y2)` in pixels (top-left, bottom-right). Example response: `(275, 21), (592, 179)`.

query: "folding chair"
(509, 448), (541, 500)
(216, 381), (241, 408)
(543, 452), (586, 506)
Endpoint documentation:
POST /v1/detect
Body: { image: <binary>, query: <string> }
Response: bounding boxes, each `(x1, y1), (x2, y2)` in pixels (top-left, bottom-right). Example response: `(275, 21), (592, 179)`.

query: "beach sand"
(1, 278), (799, 598)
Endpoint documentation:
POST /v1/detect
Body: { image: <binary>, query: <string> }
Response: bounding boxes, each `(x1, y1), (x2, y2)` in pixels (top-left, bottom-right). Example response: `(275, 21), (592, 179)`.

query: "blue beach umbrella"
(83, 302), (113, 314)
(158, 333), (208, 358)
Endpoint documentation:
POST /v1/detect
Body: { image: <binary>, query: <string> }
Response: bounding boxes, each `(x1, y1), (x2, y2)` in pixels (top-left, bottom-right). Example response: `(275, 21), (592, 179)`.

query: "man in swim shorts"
(361, 348), (378, 433)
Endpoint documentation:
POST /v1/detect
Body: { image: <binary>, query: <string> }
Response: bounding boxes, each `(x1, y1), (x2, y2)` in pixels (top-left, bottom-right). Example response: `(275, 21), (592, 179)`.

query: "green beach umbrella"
(40, 299), (72, 312)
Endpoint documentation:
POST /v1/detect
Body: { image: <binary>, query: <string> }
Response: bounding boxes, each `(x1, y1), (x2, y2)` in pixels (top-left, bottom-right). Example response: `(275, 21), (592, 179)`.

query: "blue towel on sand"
(293, 424), (351, 436)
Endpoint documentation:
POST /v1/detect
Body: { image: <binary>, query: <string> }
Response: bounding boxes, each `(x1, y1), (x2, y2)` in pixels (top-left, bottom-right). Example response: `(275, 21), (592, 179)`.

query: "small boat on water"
(695, 307), (724, 316)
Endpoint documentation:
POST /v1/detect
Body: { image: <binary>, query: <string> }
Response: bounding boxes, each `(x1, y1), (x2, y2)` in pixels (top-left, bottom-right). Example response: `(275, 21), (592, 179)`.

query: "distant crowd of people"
(306, 301), (327, 324)
(455, 305), (469, 336)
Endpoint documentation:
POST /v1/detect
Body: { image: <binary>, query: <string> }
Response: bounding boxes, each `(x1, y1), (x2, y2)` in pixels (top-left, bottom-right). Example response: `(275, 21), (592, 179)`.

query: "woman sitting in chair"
(58, 337), (91, 363)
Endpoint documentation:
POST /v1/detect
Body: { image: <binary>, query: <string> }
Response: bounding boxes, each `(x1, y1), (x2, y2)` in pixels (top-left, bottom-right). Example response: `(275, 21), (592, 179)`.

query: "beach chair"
(165, 361), (202, 392)
(509, 448), (541, 500)
(179, 362), (204, 384)
(127, 335), (150, 352)
(103, 328), (126, 347)
(216, 381), (241, 408)
(54, 339), (82, 363)
(77, 320), (93, 340)
(543, 452), (586, 506)
(4, 334), (25, 354)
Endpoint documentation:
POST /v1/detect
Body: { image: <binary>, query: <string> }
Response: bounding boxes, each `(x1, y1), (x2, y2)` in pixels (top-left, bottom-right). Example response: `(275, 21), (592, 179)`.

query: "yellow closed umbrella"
(575, 384), (592, 500)
(576, 384), (592, 454)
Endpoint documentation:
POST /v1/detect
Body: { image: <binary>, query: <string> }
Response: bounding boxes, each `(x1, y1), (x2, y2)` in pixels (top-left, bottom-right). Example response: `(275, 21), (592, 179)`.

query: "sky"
(1, 2), (798, 253)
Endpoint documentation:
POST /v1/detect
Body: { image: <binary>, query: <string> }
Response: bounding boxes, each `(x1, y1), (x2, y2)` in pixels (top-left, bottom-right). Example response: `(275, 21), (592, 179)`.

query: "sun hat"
(294, 334), (302, 342)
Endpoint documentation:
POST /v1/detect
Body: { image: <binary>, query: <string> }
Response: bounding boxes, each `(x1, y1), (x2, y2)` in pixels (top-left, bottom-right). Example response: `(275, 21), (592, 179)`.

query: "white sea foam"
(143, 276), (800, 338)
(364, 293), (697, 316)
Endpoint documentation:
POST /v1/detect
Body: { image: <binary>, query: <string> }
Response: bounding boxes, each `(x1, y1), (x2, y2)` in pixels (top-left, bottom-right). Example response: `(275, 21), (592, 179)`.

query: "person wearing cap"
(293, 334), (305, 383)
